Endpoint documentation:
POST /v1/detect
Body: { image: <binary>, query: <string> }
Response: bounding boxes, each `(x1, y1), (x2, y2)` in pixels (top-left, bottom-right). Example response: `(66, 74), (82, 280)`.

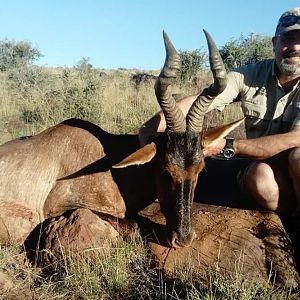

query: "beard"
(278, 51), (300, 75)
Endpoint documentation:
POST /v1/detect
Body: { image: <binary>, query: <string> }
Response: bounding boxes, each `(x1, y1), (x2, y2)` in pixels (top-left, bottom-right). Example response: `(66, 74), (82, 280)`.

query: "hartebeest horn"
(154, 31), (186, 132)
(186, 29), (227, 132)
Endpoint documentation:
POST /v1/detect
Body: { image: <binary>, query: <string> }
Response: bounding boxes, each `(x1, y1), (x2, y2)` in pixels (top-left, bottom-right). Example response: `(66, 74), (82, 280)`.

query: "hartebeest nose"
(169, 230), (196, 248)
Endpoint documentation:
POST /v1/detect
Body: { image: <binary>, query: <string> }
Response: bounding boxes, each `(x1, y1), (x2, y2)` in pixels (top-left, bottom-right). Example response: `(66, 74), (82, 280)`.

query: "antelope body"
(0, 31), (242, 247)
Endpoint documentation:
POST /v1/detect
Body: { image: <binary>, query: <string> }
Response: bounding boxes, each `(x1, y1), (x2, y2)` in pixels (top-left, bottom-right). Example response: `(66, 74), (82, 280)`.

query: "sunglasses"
(279, 15), (300, 27)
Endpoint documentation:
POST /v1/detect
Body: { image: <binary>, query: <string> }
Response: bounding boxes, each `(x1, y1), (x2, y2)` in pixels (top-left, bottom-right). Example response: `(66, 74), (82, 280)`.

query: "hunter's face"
(273, 30), (300, 75)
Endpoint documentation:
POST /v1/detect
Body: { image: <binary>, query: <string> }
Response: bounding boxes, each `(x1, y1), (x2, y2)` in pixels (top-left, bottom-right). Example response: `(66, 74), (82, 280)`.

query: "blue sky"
(0, 1), (299, 70)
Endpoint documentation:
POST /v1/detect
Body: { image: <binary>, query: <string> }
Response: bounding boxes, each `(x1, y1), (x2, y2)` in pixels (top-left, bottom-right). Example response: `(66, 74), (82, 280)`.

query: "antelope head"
(114, 30), (243, 248)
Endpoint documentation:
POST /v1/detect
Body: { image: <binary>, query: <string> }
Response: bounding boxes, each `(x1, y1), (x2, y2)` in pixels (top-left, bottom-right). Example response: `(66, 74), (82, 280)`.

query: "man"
(139, 8), (300, 215)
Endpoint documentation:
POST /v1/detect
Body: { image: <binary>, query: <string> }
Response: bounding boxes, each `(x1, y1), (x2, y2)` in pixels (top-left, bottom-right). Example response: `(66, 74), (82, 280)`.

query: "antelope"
(0, 30), (242, 248)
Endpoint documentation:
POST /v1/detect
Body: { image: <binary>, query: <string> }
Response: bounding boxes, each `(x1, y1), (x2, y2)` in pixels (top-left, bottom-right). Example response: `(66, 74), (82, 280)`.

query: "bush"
(6, 63), (105, 129)
(58, 66), (104, 124)
(178, 49), (207, 83)
(0, 39), (42, 71)
(8, 65), (50, 98)
(219, 33), (273, 71)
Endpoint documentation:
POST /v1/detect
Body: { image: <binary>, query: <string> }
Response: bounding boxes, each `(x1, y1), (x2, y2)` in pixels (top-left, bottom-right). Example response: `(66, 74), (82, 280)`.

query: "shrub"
(5, 63), (106, 129)
(219, 33), (273, 71)
(0, 39), (42, 71)
(178, 49), (207, 83)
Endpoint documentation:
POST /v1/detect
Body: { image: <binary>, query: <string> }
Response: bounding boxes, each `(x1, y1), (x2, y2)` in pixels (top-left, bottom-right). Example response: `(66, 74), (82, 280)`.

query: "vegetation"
(178, 48), (207, 82)
(0, 65), (162, 143)
(219, 33), (274, 71)
(1, 234), (298, 300)
(0, 39), (42, 71)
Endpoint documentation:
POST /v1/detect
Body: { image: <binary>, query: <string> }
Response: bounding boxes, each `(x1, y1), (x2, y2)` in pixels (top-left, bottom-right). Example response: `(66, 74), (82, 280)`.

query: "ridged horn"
(154, 31), (186, 132)
(186, 29), (227, 132)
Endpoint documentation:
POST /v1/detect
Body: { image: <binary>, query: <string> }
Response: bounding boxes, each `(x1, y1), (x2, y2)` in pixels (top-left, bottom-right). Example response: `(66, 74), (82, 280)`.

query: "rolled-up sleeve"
(207, 70), (244, 112)
(292, 109), (300, 128)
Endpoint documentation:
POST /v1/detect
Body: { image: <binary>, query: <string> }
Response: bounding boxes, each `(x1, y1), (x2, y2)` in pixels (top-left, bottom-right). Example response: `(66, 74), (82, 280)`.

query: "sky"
(0, 1), (299, 70)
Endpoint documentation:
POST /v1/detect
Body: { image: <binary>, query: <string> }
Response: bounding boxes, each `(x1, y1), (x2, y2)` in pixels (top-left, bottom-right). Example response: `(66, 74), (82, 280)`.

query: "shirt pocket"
(282, 101), (300, 124)
(242, 93), (268, 117)
(241, 93), (268, 137)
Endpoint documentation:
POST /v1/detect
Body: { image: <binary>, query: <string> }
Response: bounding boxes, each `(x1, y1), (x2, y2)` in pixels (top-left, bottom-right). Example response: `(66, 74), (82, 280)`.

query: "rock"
(137, 202), (300, 289)
(0, 202), (39, 245)
(24, 208), (124, 268)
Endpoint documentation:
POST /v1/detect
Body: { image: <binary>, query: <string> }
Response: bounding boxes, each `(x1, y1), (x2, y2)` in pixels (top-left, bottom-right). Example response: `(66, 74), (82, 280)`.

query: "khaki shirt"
(209, 59), (300, 138)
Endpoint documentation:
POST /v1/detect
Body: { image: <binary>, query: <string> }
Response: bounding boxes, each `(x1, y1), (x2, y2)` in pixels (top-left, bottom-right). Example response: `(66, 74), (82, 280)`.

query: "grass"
(0, 66), (162, 143)
(0, 237), (298, 299)
(0, 65), (242, 143)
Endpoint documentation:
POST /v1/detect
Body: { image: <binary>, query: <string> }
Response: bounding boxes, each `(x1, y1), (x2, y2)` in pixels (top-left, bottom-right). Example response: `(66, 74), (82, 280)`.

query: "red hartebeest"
(0, 31), (242, 247)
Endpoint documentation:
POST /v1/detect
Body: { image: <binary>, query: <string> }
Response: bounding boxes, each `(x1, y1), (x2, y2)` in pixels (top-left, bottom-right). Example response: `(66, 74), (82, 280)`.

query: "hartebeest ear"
(112, 142), (157, 168)
(201, 118), (245, 147)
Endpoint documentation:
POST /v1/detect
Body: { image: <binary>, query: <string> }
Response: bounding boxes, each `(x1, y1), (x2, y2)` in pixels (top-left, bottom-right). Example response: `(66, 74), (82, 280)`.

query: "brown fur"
(165, 162), (205, 184)
(0, 119), (147, 243)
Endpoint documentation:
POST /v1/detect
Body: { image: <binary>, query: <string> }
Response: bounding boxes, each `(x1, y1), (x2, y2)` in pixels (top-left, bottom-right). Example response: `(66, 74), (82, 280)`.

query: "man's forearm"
(235, 130), (300, 160)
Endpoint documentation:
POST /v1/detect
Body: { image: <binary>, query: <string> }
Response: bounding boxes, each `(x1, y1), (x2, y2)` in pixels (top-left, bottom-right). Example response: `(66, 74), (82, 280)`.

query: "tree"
(76, 57), (93, 70)
(178, 49), (207, 82)
(0, 39), (42, 71)
(219, 33), (274, 71)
